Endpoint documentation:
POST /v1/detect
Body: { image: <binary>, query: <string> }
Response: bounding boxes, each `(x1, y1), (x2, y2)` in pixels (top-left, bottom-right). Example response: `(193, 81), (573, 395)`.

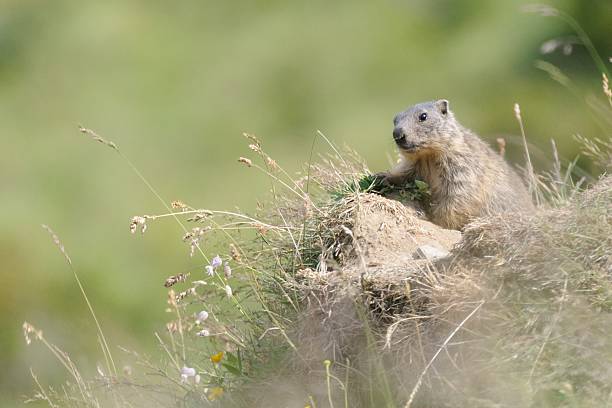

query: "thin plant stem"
(324, 360), (335, 408)
(41, 225), (118, 378)
(404, 300), (485, 408)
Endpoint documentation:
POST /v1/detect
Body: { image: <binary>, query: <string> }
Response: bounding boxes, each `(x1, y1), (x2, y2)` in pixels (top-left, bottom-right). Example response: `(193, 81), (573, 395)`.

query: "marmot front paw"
(373, 171), (392, 186)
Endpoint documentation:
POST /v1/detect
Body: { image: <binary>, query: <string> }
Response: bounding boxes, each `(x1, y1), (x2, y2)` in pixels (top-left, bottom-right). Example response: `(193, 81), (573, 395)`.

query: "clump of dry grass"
(415, 175), (612, 407)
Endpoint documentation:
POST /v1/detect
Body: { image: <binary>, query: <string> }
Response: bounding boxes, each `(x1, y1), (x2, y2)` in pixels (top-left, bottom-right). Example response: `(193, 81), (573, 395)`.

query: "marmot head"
(392, 99), (458, 157)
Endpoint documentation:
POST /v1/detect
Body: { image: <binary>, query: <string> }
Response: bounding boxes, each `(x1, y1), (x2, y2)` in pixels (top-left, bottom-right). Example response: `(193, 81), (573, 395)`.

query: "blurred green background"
(0, 0), (610, 405)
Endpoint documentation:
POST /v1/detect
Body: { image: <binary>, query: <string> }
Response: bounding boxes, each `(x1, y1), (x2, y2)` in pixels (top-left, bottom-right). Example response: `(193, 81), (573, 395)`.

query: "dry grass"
(26, 119), (612, 408)
(24, 130), (611, 408)
(239, 160), (611, 407)
(23, 12), (612, 405)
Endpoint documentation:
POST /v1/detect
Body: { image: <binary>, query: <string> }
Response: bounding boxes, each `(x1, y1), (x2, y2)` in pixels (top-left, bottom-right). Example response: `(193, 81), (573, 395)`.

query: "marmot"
(379, 99), (534, 230)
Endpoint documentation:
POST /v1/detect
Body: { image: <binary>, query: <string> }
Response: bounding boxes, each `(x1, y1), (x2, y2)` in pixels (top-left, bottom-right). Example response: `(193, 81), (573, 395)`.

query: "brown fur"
(382, 99), (534, 229)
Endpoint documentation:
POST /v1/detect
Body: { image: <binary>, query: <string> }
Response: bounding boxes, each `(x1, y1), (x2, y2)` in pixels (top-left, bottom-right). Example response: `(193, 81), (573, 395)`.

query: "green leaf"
(221, 362), (243, 376)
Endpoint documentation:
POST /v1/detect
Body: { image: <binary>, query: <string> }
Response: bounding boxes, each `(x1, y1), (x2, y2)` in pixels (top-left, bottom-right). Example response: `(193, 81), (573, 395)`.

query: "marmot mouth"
(396, 140), (422, 152)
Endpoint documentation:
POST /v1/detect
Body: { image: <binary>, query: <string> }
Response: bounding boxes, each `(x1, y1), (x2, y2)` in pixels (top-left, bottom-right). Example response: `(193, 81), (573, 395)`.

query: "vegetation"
(23, 64), (612, 406)
(3, 1), (611, 407)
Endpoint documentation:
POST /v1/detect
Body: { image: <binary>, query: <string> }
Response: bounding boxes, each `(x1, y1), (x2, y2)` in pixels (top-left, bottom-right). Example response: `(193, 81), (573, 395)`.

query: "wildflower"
(238, 157), (252, 167)
(129, 216), (147, 234)
(223, 262), (232, 279)
(225, 285), (233, 298)
(180, 366), (196, 383)
(196, 329), (210, 337)
(210, 351), (224, 364)
(196, 310), (209, 323)
(211, 255), (222, 269)
(208, 387), (224, 401)
(205, 265), (214, 276)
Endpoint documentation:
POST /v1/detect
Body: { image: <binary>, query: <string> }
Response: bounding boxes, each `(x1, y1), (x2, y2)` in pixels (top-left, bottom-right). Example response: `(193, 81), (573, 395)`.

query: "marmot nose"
(393, 127), (406, 142)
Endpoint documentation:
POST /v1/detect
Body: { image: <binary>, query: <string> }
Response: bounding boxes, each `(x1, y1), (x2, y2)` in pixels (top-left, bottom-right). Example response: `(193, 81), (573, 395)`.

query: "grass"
(22, 8), (612, 408)
(24, 126), (611, 407)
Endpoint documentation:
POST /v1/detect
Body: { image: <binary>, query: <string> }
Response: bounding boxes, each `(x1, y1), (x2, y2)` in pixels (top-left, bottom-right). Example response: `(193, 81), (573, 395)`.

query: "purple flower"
(211, 255), (222, 269)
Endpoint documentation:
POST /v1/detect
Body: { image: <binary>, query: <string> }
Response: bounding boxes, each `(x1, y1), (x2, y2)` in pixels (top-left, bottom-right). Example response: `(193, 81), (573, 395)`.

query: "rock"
(414, 244), (450, 260)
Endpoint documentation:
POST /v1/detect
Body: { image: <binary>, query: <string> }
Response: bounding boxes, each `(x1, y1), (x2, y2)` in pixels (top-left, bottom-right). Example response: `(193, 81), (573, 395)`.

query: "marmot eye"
(418, 112), (428, 122)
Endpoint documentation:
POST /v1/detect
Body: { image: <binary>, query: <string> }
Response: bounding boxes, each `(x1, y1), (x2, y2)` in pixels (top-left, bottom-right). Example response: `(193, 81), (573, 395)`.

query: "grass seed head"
(238, 157), (253, 167)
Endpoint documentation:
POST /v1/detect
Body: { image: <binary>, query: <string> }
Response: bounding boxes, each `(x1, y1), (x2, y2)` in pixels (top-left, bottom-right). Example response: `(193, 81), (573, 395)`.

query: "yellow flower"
(208, 386), (224, 401)
(210, 351), (224, 364)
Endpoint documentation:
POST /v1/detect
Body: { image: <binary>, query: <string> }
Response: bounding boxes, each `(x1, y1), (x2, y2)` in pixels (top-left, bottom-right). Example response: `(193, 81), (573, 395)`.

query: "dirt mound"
(342, 193), (461, 274)
(282, 176), (612, 407)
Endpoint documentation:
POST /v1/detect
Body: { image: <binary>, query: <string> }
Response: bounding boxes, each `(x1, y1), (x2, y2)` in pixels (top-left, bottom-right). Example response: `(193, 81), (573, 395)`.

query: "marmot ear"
(436, 99), (449, 115)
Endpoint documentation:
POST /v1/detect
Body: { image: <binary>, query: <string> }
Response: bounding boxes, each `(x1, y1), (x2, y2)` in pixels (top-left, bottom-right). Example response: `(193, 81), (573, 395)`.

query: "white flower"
(196, 310), (209, 323)
(223, 262), (232, 278)
(196, 329), (210, 337)
(211, 255), (222, 269)
(180, 366), (196, 382)
(225, 285), (233, 298)
(205, 265), (214, 276)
